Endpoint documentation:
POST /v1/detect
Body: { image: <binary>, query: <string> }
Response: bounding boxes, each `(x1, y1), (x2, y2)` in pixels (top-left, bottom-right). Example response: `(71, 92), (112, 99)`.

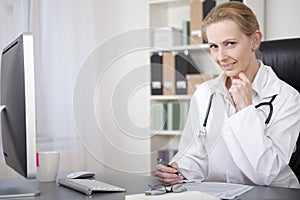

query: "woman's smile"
(221, 62), (237, 71)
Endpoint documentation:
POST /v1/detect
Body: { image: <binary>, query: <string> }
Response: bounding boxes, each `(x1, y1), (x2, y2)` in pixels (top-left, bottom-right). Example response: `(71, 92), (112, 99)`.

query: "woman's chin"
(224, 70), (239, 78)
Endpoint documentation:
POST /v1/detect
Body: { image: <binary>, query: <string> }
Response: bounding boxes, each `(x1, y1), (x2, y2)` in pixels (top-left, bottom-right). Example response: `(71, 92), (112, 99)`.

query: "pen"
(157, 158), (180, 175)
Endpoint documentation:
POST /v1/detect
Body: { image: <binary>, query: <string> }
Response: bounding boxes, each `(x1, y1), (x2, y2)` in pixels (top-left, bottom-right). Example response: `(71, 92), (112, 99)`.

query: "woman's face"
(206, 19), (257, 79)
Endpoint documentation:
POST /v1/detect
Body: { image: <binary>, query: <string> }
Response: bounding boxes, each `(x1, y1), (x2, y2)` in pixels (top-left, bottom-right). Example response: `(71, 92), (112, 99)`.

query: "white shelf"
(148, 0), (218, 170)
(149, 0), (190, 7)
(151, 130), (182, 136)
(150, 43), (210, 53)
(149, 0), (190, 28)
(151, 95), (191, 101)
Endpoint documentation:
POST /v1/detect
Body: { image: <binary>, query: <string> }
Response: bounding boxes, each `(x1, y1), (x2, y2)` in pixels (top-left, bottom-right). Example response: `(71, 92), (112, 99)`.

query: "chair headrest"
(260, 38), (300, 93)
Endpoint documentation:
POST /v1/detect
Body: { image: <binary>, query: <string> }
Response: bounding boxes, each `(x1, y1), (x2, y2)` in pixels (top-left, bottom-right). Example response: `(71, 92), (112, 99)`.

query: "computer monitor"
(0, 33), (40, 198)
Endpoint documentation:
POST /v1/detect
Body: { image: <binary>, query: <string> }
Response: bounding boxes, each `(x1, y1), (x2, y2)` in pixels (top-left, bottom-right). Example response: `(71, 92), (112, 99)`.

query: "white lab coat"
(172, 62), (300, 188)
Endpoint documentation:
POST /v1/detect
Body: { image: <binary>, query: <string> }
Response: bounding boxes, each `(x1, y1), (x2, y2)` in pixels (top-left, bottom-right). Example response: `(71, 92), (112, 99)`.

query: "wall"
(265, 0), (300, 40)
(235, 0), (300, 40)
(30, 0), (151, 175)
(244, 0), (265, 39)
(0, 0), (151, 178)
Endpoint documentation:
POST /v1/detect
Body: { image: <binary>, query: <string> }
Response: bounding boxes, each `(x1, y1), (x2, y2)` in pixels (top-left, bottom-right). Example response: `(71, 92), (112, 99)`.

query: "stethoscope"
(199, 93), (277, 138)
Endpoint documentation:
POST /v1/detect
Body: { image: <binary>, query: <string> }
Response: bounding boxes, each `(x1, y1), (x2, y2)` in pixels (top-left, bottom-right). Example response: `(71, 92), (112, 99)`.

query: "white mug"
(37, 151), (60, 182)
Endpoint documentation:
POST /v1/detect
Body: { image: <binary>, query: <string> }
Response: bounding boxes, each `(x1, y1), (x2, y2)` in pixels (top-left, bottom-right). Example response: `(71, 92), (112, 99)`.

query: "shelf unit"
(150, 94), (191, 101)
(150, 95), (191, 136)
(148, 0), (220, 171)
(150, 94), (189, 172)
(150, 44), (219, 75)
(149, 0), (190, 29)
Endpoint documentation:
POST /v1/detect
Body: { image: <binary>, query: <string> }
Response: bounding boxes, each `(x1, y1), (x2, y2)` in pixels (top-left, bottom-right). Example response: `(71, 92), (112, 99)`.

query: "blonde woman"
(155, 1), (300, 188)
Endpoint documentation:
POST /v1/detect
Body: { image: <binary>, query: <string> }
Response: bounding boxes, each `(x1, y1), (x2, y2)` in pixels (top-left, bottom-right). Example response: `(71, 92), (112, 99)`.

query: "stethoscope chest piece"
(198, 126), (207, 141)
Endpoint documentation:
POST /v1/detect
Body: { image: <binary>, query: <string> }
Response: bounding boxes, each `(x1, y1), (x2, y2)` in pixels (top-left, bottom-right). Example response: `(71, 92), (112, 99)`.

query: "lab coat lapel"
(205, 91), (226, 154)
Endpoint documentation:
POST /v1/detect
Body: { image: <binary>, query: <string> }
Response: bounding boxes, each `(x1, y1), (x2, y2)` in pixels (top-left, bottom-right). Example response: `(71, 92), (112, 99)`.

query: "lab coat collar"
(210, 73), (233, 105)
(251, 61), (280, 98)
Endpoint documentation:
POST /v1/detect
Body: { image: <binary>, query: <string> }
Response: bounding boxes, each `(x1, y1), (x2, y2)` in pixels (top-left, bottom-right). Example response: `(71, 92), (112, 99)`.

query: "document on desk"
(126, 191), (220, 200)
(184, 181), (254, 199)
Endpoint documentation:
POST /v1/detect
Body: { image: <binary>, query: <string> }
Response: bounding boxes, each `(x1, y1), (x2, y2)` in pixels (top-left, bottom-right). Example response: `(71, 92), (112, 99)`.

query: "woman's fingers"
(229, 72), (252, 110)
(155, 163), (183, 185)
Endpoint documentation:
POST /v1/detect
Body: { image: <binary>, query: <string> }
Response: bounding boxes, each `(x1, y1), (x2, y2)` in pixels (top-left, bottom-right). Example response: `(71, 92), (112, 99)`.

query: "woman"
(155, 1), (300, 188)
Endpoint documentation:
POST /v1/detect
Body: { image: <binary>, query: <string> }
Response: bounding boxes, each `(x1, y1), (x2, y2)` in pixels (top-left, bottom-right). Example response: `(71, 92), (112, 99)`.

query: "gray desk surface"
(1, 172), (300, 200)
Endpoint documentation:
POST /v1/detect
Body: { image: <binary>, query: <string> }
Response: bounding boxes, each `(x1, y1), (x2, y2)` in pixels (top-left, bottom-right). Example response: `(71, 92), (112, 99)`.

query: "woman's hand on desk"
(155, 162), (184, 186)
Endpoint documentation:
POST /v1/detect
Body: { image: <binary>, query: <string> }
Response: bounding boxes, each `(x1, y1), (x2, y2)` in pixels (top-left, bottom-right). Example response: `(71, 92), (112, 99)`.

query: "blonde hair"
(202, 2), (260, 41)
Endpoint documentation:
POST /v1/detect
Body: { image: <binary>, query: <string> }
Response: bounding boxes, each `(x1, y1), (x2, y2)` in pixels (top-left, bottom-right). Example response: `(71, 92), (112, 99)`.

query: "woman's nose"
(218, 47), (228, 61)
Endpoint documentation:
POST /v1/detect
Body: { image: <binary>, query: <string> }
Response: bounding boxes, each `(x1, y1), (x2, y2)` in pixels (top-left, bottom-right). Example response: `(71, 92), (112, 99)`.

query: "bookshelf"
(150, 94), (191, 101)
(150, 95), (190, 134)
(148, 0), (221, 171)
(149, 0), (190, 29)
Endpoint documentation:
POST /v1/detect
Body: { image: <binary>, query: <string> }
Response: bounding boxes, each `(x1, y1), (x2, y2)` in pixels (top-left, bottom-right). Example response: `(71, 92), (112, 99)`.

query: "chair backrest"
(260, 38), (300, 181)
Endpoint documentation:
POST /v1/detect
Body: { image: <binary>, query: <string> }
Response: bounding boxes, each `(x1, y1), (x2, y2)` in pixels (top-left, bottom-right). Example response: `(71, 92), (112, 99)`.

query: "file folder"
(203, 0), (216, 19)
(151, 53), (163, 95)
(163, 52), (176, 95)
(190, 0), (203, 44)
(175, 53), (199, 94)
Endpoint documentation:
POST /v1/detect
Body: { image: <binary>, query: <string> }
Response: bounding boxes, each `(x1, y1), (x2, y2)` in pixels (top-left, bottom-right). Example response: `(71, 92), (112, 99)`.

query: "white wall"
(236, 0), (300, 40)
(264, 0), (300, 40)
(32, 0), (151, 175)
(0, 0), (151, 178)
(244, 0), (265, 39)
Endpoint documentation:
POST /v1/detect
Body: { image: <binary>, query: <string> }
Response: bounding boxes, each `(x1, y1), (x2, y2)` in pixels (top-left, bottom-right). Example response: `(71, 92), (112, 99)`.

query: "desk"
(0, 172), (300, 200)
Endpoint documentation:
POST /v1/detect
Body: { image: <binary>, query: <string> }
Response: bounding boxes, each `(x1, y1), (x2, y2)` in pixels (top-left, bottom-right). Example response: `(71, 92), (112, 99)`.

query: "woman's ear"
(251, 30), (262, 51)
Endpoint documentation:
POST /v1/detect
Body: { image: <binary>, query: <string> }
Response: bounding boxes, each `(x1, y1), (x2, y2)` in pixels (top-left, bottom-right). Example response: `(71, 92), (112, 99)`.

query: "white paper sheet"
(126, 191), (220, 200)
(184, 181), (253, 199)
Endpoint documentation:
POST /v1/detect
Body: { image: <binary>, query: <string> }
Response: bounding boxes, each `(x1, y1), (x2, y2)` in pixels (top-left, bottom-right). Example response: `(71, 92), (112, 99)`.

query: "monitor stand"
(0, 185), (40, 199)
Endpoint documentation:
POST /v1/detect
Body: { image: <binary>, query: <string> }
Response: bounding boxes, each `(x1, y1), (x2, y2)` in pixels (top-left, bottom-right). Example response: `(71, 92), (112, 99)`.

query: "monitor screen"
(0, 33), (40, 198)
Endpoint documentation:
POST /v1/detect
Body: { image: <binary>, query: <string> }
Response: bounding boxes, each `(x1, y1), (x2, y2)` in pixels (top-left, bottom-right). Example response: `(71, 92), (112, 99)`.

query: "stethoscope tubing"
(255, 95), (277, 124)
(202, 93), (277, 129)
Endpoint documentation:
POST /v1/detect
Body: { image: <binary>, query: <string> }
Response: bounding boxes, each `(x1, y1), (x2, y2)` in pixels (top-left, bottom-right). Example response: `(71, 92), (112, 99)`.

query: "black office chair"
(260, 38), (300, 181)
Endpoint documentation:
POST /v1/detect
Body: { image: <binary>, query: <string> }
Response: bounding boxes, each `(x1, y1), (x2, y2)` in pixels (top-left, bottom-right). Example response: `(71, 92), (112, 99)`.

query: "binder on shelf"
(158, 149), (178, 164)
(151, 101), (189, 132)
(151, 53), (163, 95)
(172, 103), (180, 130)
(190, 0), (203, 44)
(175, 53), (199, 95)
(186, 74), (206, 95)
(187, 73), (217, 95)
(181, 21), (190, 46)
(187, 57), (200, 75)
(151, 102), (166, 131)
(175, 53), (188, 95)
(203, 0), (216, 19)
(180, 101), (190, 130)
(162, 52), (176, 95)
(166, 102), (173, 130)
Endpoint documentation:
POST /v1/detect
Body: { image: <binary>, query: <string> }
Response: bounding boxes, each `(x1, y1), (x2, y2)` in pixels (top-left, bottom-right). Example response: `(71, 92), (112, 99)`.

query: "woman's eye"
(227, 41), (236, 46)
(209, 44), (218, 49)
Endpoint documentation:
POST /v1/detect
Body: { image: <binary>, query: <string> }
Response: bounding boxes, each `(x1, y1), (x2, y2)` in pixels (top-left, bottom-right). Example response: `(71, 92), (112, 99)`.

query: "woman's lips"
(222, 62), (236, 70)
